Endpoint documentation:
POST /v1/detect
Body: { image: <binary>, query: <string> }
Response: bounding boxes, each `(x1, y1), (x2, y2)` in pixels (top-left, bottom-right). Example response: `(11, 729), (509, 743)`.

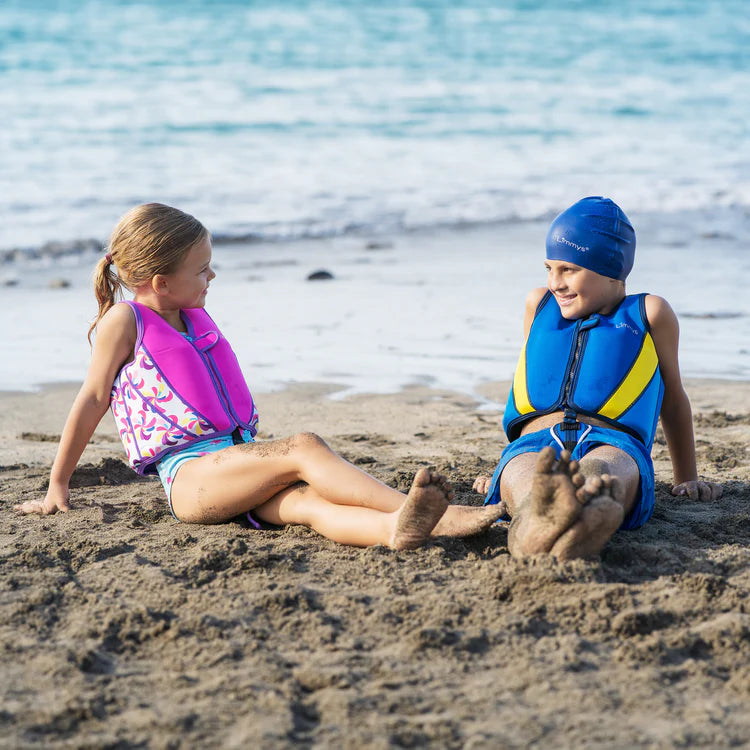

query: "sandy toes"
(549, 475), (625, 560)
(507, 447), (625, 560)
(391, 468), (451, 550)
(432, 502), (508, 538)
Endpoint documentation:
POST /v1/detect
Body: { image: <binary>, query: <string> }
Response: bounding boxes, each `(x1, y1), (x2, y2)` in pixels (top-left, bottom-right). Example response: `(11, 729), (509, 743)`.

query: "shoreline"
(3, 218), (750, 395)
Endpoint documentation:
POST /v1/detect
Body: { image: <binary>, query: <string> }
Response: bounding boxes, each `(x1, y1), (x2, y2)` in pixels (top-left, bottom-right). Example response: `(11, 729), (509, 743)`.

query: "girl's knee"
(241, 432), (330, 459)
(289, 431), (331, 454)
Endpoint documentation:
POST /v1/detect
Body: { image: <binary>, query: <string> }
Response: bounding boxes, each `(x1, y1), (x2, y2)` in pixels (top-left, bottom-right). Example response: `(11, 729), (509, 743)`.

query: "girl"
(15, 203), (502, 549)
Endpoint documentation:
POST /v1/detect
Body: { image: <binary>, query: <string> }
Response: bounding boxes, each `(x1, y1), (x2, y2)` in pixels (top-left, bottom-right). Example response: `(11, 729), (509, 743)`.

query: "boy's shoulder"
(525, 287), (548, 309)
(642, 294), (676, 325)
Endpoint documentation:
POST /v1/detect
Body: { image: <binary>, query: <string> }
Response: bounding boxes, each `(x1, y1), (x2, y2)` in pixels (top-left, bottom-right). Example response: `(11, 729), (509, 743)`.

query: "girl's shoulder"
(97, 301), (138, 343)
(102, 299), (137, 323)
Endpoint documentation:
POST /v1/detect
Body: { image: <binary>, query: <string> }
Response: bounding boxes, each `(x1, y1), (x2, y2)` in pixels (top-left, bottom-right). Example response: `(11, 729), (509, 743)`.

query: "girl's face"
(164, 236), (216, 308)
(545, 259), (624, 319)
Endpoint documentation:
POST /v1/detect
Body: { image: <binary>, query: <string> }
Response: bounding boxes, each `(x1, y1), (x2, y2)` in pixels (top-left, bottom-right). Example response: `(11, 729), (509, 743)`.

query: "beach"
(2, 378), (749, 748)
(3, 1), (749, 746)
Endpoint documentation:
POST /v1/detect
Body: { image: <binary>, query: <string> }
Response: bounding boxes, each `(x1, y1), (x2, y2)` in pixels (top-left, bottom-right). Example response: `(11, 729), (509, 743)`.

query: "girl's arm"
(645, 295), (722, 501)
(15, 304), (136, 515)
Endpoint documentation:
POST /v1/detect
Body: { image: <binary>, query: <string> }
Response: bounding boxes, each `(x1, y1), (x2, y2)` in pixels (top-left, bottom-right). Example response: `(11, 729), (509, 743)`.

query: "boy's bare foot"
(507, 447), (587, 558)
(549, 475), (625, 560)
(391, 468), (451, 550)
(508, 448), (625, 560)
(432, 502), (508, 538)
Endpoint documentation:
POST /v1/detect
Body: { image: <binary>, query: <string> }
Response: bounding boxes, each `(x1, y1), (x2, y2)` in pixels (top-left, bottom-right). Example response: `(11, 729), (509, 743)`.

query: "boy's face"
(545, 259), (625, 320)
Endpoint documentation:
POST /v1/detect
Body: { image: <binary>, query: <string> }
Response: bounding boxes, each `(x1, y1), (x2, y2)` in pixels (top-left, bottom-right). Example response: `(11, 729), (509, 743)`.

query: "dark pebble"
(307, 269), (334, 281)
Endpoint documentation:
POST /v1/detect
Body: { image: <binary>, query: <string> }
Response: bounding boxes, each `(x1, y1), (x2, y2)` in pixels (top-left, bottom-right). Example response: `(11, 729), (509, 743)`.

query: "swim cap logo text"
(553, 233), (589, 253)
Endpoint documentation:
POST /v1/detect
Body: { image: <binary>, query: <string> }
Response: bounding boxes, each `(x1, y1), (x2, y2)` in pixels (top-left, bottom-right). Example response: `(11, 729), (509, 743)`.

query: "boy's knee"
(580, 446), (637, 478)
(578, 455), (610, 477)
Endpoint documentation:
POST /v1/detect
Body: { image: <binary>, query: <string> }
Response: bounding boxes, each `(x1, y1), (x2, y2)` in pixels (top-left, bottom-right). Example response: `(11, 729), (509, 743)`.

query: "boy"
(474, 197), (722, 560)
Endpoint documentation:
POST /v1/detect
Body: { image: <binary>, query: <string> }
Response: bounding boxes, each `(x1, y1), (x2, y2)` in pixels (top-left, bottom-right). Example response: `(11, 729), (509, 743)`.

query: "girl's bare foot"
(391, 469), (451, 550)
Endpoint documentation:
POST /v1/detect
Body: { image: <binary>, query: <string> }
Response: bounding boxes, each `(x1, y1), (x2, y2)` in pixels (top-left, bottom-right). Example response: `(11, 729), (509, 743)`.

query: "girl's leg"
(252, 471), (449, 549)
(170, 432), (408, 523)
(170, 432), (503, 545)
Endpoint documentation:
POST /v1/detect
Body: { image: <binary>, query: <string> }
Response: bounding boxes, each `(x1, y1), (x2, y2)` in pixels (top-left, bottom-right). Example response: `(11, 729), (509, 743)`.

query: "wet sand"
(2, 379), (749, 748)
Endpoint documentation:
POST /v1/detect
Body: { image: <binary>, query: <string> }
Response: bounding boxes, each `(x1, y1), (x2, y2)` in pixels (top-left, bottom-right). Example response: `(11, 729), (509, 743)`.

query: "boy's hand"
(671, 480), (723, 501)
(14, 486), (71, 515)
(473, 475), (492, 494)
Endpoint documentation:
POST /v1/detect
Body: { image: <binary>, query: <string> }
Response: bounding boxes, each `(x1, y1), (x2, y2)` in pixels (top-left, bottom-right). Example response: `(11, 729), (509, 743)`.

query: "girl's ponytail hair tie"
(106, 253), (113, 264)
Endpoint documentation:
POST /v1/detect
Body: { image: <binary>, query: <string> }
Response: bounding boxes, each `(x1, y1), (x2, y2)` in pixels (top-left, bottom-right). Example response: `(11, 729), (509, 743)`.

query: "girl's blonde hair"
(88, 203), (208, 344)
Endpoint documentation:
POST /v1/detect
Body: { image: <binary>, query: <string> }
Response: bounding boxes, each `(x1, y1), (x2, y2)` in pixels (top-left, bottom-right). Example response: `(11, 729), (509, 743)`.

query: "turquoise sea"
(2, 0), (748, 251)
(1, 1), (749, 393)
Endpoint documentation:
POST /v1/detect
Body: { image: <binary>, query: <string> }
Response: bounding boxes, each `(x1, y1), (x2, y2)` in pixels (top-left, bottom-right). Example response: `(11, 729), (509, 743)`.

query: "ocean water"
(2, 1), (749, 395)
(2, 0), (748, 251)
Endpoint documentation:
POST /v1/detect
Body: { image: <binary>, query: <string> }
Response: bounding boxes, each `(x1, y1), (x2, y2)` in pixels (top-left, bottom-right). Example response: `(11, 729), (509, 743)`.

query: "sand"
(2, 379), (749, 749)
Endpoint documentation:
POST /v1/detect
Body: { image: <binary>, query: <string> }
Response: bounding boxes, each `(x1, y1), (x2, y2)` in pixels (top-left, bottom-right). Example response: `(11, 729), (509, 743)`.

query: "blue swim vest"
(503, 291), (664, 447)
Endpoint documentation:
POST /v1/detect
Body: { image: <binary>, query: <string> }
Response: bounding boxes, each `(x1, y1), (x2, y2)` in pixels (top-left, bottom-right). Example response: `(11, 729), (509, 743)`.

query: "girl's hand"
(473, 475), (492, 494)
(14, 485), (71, 515)
(671, 480), (723, 501)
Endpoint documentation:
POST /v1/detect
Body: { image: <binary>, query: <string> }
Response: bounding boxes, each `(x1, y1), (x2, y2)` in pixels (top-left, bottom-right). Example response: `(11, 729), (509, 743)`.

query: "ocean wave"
(4, 200), (749, 268)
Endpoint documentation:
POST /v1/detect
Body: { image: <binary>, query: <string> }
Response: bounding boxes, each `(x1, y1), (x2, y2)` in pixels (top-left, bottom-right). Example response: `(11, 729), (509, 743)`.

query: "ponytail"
(87, 253), (124, 345)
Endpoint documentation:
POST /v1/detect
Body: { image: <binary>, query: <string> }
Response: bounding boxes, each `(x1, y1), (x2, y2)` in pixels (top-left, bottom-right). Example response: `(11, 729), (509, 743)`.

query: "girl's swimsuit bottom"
(156, 429), (262, 527)
(483, 422), (655, 531)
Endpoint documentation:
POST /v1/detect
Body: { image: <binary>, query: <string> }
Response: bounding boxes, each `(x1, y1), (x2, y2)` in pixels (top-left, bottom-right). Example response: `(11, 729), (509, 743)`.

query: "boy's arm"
(646, 295), (722, 501)
(14, 304), (136, 515)
(523, 288), (548, 338)
(473, 287), (546, 493)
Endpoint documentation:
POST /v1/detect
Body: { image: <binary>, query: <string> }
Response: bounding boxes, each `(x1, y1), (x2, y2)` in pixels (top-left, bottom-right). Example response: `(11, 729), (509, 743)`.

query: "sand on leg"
(169, 433), (457, 548)
(432, 503), (508, 538)
(171, 432), (411, 523)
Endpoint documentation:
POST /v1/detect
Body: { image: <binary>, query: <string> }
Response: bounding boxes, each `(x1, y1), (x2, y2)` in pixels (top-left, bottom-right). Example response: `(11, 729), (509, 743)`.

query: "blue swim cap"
(545, 197), (636, 281)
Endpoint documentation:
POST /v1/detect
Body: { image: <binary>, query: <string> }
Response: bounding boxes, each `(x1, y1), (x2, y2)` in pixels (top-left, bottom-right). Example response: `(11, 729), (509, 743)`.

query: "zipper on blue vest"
(562, 315), (599, 411)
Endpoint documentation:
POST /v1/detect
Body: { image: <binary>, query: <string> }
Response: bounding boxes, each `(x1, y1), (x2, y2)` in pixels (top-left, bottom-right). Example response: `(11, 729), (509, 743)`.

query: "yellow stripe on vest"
(512, 341), (534, 414)
(598, 333), (658, 420)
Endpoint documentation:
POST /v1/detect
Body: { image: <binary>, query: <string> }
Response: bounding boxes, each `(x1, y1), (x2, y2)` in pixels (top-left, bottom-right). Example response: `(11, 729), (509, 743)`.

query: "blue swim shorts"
(483, 423), (655, 531)
(156, 429), (258, 524)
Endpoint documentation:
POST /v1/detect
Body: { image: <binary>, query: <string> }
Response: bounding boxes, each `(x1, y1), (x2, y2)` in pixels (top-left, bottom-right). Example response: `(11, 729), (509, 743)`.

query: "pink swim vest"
(110, 301), (259, 475)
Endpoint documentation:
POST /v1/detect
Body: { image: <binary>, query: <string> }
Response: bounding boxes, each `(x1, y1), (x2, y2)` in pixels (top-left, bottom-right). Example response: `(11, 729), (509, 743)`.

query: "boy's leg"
(500, 445), (640, 560)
